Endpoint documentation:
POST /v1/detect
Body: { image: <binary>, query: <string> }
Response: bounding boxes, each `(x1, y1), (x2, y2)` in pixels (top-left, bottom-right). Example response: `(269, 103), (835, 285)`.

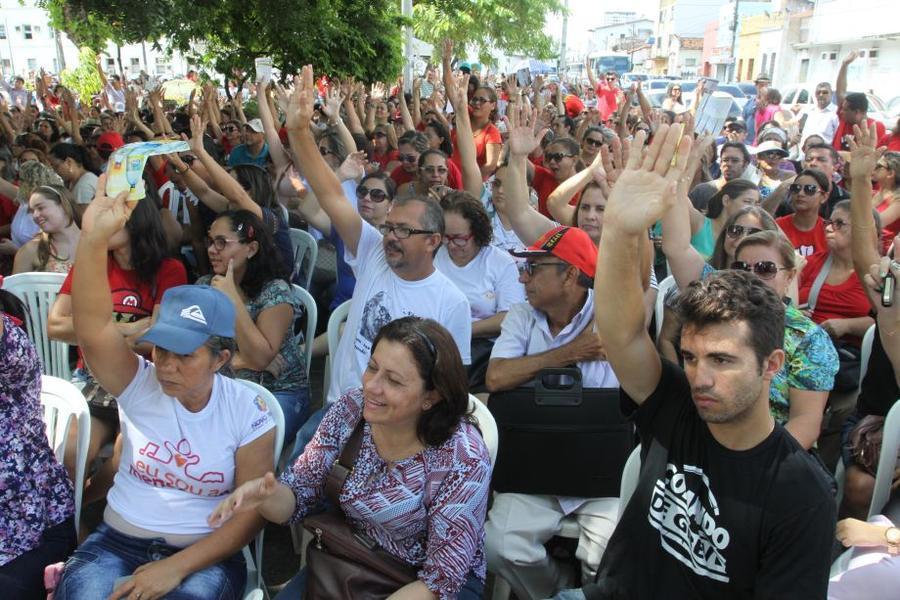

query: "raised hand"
(336, 151), (367, 182)
(505, 74), (519, 102)
(446, 73), (469, 112)
(321, 84), (344, 120)
(848, 121), (884, 180)
(604, 125), (693, 235)
(842, 50), (859, 66)
(81, 173), (135, 241)
(370, 81), (386, 103)
(210, 258), (241, 303)
(207, 472), (280, 528)
(677, 134), (713, 198)
(285, 66), (316, 131)
(504, 102), (548, 157)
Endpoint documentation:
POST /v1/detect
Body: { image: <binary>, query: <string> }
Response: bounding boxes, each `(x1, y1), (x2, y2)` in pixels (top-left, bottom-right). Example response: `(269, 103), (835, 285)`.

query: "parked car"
(621, 72), (649, 86)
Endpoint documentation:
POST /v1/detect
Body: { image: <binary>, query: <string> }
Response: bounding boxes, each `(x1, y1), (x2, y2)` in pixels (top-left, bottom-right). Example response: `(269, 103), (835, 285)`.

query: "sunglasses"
(758, 151), (783, 160)
(517, 261), (564, 276)
(399, 153), (418, 163)
(730, 260), (789, 280)
(470, 96), (492, 105)
(421, 166), (448, 175)
(356, 186), (388, 202)
(318, 147), (334, 157)
(584, 138), (604, 148)
(789, 183), (821, 195)
(223, 126), (239, 133)
(725, 224), (763, 239)
(545, 152), (575, 163)
(823, 218), (849, 231)
(606, 77), (617, 82)
(444, 233), (474, 247)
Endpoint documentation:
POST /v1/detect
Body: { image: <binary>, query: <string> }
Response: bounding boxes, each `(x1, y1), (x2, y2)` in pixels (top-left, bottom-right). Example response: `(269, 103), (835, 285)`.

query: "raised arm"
(341, 79), (366, 136)
(596, 126), (691, 404)
(585, 56), (597, 92)
(411, 76), (423, 127)
(167, 152), (230, 214)
(836, 51), (857, 108)
(445, 71), (482, 198)
(256, 80), (291, 172)
(321, 85), (358, 154)
(396, 77), (415, 132)
(70, 175), (139, 396)
(848, 121), (883, 284)
(546, 150), (605, 224)
(95, 54), (109, 91)
(286, 66), (363, 255)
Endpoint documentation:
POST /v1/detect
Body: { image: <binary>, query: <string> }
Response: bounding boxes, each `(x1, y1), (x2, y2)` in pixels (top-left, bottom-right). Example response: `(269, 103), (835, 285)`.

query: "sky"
(544, 0), (660, 56)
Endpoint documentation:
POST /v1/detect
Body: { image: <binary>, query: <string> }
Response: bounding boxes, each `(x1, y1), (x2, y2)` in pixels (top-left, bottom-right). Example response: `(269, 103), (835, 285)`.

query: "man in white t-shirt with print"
(483, 225), (620, 600)
(285, 71), (471, 457)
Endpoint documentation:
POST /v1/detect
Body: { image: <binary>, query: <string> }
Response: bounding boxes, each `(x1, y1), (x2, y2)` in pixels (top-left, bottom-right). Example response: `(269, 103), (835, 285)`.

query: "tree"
(413, 0), (565, 66)
(59, 47), (103, 99)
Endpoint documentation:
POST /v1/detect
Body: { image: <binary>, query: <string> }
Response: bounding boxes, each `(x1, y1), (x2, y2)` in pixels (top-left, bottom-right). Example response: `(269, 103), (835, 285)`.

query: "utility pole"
(729, 0), (740, 81)
(402, 0), (413, 92)
(558, 0), (569, 76)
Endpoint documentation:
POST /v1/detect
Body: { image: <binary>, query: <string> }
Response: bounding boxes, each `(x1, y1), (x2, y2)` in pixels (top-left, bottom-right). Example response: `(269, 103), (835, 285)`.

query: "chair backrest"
(289, 228), (318, 290)
(868, 399), (900, 519)
(617, 445), (642, 520)
(859, 324), (876, 393)
(40, 375), (90, 537)
(654, 276), (677, 340)
(3, 272), (71, 379)
(468, 394), (498, 466)
(291, 284), (317, 376)
(323, 299), (352, 392)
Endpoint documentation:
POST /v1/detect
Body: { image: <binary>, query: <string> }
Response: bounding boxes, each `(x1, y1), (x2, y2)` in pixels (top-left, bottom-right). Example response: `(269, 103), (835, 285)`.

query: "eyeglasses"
(376, 223), (436, 239)
(399, 153), (418, 163)
(355, 186), (388, 202)
(470, 96), (492, 105)
(725, 224), (763, 239)
(206, 236), (242, 251)
(584, 138), (604, 148)
(789, 183), (821, 195)
(318, 147), (334, 157)
(730, 260), (789, 280)
(421, 165), (448, 175)
(517, 261), (564, 276)
(444, 233), (475, 247)
(545, 152), (575, 163)
(823, 218), (849, 231)
(223, 126), (239, 133)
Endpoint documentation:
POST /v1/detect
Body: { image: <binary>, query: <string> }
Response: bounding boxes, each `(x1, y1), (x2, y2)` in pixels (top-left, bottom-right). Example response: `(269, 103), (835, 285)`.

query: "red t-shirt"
(532, 165), (580, 219)
(389, 161), (463, 190)
(879, 132), (900, 152)
(594, 84), (620, 122)
(60, 257), (187, 323)
(450, 123), (502, 176)
(798, 251), (870, 326)
(372, 149), (400, 171)
(0, 194), (16, 227)
(833, 113), (886, 152)
(776, 215), (828, 257)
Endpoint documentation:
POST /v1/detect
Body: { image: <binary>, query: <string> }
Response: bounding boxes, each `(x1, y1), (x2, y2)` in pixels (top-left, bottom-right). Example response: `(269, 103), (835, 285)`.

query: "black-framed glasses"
(377, 223), (436, 239)
(421, 165), (448, 175)
(725, 224), (763, 239)
(517, 261), (564, 276)
(730, 260), (789, 280)
(223, 125), (239, 133)
(399, 153), (418, 163)
(545, 152), (575, 163)
(444, 233), (474, 247)
(823, 218), (849, 231)
(206, 236), (242, 251)
(789, 183), (821, 195)
(470, 96), (492, 105)
(356, 186), (388, 202)
(584, 137), (604, 148)
(318, 147), (334, 157)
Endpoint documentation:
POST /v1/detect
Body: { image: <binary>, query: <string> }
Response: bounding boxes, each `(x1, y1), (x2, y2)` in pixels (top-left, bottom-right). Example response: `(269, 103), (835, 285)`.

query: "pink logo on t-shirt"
(138, 439), (224, 484)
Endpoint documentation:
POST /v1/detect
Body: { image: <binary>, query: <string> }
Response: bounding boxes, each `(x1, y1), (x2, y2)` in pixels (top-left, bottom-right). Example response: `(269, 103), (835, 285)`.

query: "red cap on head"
(511, 226), (597, 279)
(97, 131), (125, 153)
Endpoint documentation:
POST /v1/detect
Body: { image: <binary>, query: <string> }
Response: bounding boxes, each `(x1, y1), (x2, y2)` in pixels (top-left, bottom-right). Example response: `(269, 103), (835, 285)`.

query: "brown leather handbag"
(302, 420), (419, 599)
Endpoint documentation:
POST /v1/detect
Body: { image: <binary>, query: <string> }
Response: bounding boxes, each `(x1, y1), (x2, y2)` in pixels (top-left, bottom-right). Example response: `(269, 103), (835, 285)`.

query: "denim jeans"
(273, 386), (311, 447)
(288, 405), (327, 464)
(56, 522), (245, 599)
(273, 567), (485, 600)
(550, 589), (588, 600)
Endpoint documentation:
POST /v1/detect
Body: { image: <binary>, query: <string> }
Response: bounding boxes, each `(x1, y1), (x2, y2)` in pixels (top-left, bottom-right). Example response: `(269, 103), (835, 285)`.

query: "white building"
(590, 19), (655, 53)
(653, 0), (730, 74)
(0, 0), (193, 81)
(602, 11), (641, 26)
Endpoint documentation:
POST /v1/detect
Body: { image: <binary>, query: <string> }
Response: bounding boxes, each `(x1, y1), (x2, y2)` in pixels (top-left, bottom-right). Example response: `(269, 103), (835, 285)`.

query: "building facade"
(654, 0), (731, 74)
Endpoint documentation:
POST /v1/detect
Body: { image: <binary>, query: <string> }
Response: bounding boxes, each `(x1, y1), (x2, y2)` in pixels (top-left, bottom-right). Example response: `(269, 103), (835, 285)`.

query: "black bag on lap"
(489, 368), (635, 498)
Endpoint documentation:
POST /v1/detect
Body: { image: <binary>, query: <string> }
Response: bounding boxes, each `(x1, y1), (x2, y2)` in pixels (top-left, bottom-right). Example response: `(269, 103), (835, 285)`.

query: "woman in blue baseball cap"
(55, 175), (276, 600)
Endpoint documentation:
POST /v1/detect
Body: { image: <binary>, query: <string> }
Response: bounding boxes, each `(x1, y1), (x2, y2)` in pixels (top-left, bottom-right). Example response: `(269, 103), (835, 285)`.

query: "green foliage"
(413, 0), (565, 66)
(59, 47), (103, 98)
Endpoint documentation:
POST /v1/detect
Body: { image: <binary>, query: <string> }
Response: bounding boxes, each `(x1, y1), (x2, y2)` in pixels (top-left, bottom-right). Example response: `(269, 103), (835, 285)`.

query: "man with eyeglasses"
(484, 225), (619, 599)
(688, 142), (751, 212)
(226, 118), (269, 167)
(800, 82), (839, 147)
(285, 67), (471, 453)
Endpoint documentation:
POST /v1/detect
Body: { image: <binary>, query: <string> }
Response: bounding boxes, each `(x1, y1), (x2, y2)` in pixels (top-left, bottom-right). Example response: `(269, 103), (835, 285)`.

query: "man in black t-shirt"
(559, 125), (836, 599)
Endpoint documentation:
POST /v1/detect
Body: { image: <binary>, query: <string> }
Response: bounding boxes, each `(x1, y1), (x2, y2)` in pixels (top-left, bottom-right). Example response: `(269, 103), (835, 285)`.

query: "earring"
(423, 402), (431, 410)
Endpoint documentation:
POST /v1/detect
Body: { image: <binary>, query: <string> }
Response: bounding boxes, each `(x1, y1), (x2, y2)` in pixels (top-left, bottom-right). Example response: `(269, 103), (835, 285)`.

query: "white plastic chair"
(291, 284), (318, 376)
(236, 379), (285, 597)
(3, 272), (71, 379)
(868, 399), (900, 519)
(654, 275), (677, 341)
(322, 299), (352, 393)
(468, 394), (498, 466)
(289, 228), (318, 290)
(40, 375), (90, 537)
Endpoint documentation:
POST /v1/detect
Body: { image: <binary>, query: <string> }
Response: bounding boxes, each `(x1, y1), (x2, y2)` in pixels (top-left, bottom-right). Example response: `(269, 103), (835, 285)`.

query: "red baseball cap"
(97, 131), (125, 153)
(511, 226), (597, 279)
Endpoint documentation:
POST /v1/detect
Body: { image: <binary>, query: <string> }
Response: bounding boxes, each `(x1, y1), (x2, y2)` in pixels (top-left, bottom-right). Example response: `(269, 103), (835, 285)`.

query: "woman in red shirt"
(874, 152), (900, 245)
(450, 86), (502, 180)
(776, 169), (830, 257)
(369, 123), (400, 171)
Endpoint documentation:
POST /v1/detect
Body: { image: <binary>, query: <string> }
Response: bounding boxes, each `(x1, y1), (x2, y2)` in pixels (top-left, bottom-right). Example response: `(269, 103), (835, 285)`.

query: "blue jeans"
(288, 405), (327, 463)
(56, 523), (245, 600)
(550, 589), (588, 600)
(273, 568), (485, 599)
(273, 386), (311, 447)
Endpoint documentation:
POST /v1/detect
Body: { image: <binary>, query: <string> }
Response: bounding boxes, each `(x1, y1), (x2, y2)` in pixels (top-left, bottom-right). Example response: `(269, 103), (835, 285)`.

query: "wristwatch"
(886, 526), (900, 555)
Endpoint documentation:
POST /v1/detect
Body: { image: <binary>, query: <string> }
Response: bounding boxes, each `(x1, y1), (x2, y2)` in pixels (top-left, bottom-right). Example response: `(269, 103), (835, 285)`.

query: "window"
(106, 58), (115, 70)
(797, 90), (809, 104)
(769, 52), (776, 79)
(760, 54), (767, 75)
(23, 25), (32, 40)
(26, 58), (37, 71)
(685, 58), (697, 67)
(0, 25), (6, 40)
(747, 58), (755, 81)
(34, 26), (41, 34)
(829, 52), (837, 60)
(799, 59), (809, 82)
(130, 58), (140, 69)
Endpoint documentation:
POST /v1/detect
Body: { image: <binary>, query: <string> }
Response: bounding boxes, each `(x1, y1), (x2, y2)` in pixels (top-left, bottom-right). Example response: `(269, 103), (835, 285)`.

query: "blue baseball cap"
(138, 285), (235, 354)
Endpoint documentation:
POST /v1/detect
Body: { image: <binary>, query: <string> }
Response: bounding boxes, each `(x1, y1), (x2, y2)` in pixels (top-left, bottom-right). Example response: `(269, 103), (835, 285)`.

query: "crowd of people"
(1, 37), (899, 600)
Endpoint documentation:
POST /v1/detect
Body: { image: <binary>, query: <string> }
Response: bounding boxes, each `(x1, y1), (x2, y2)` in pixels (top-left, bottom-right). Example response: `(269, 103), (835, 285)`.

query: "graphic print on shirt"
(111, 286), (151, 322)
(130, 439), (228, 496)
(798, 244), (815, 257)
(357, 291), (392, 354)
(649, 463), (730, 582)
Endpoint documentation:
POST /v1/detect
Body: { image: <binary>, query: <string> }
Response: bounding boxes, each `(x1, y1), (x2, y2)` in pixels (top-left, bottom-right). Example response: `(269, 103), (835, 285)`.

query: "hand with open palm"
(505, 102), (548, 157)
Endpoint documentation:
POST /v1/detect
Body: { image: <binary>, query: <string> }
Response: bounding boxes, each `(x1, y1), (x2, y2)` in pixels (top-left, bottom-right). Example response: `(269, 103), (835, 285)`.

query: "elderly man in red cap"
(484, 224), (619, 599)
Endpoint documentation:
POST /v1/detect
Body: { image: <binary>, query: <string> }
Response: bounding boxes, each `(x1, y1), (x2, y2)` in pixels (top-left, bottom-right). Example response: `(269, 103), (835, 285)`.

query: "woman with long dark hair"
(49, 143), (99, 207)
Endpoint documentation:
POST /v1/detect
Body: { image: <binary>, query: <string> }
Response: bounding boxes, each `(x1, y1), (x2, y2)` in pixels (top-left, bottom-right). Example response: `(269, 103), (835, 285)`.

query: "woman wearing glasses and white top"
(395, 150), (454, 201)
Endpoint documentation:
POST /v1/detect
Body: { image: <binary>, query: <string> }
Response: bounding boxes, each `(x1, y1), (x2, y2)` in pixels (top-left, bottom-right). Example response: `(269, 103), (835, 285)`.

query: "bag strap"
(807, 254), (833, 312)
(323, 418), (365, 506)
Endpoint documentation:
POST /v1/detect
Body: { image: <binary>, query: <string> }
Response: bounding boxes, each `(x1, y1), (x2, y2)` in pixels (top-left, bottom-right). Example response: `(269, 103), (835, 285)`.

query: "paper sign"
(255, 57), (273, 82)
(106, 140), (191, 201)
(694, 94), (732, 137)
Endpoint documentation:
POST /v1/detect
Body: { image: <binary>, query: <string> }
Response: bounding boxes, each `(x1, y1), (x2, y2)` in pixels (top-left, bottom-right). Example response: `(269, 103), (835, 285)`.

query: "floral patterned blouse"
(0, 313), (74, 566)
(280, 389), (492, 599)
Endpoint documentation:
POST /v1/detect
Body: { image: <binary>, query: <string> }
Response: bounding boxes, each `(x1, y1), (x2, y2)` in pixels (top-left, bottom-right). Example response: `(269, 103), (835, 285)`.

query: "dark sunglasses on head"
(356, 186), (388, 202)
(584, 138), (604, 148)
(789, 183), (821, 195)
(545, 152), (575, 163)
(730, 260), (788, 280)
(725, 224), (763, 239)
